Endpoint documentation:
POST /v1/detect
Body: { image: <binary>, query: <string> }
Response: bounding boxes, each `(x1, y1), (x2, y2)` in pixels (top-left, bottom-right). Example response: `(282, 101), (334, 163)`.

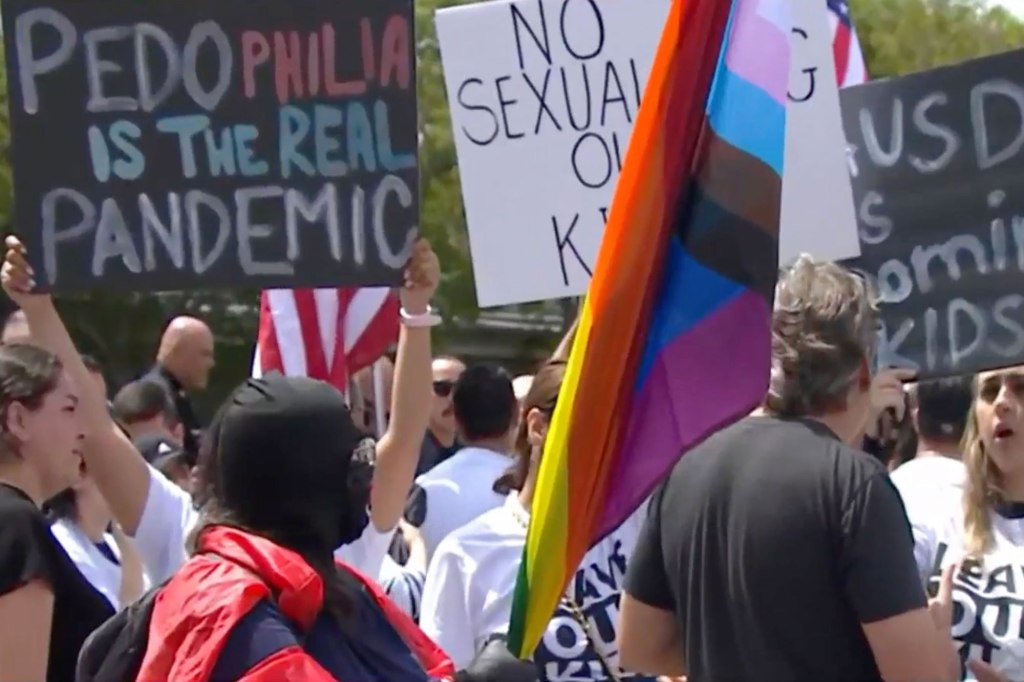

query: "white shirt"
(413, 446), (510, 562)
(419, 494), (654, 681)
(51, 519), (124, 611)
(896, 460), (1024, 682)
(891, 455), (966, 582)
(891, 454), (965, 498)
(918, 509), (1024, 681)
(378, 553), (426, 621)
(134, 465), (396, 585)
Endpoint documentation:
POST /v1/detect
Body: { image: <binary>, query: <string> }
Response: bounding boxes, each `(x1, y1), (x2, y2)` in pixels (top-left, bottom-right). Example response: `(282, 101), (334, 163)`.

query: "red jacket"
(137, 526), (455, 682)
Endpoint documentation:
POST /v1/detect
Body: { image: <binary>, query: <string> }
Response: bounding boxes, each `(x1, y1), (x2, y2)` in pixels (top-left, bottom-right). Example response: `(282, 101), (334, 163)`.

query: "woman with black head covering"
(98, 241), (534, 681)
(2, 231), (535, 681)
(127, 371), (426, 678)
(4, 242), (535, 682)
(128, 370), (535, 681)
(4, 235), (438, 595)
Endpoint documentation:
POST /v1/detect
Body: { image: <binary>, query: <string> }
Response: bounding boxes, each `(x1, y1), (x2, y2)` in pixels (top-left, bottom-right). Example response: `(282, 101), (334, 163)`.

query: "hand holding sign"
(870, 368), (916, 419)
(1, 235), (52, 314)
(840, 48), (1024, 378)
(400, 238), (441, 315)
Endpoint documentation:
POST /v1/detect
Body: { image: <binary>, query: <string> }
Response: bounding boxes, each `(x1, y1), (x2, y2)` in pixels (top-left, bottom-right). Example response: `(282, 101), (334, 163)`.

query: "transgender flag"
(508, 0), (791, 659)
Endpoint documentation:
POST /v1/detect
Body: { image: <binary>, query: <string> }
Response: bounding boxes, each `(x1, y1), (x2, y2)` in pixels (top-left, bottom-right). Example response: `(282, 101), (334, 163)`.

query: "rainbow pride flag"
(507, 0), (792, 659)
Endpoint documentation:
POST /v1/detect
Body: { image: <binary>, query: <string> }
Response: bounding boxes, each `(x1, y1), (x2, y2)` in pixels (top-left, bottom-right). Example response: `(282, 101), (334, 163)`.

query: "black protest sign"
(2, 0), (417, 293)
(840, 48), (1024, 379)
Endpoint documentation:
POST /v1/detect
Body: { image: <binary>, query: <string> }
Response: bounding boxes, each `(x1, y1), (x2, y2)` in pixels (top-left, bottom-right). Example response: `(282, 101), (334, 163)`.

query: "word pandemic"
(2, 0), (417, 292)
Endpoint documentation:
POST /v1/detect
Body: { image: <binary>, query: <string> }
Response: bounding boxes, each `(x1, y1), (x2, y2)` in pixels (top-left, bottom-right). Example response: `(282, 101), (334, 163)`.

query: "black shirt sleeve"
(0, 492), (56, 595)
(404, 484), (428, 528)
(838, 472), (927, 623)
(624, 483), (675, 611)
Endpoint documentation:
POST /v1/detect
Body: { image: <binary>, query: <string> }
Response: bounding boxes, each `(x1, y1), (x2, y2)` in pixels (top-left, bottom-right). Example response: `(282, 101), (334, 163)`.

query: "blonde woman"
(913, 366), (1024, 682)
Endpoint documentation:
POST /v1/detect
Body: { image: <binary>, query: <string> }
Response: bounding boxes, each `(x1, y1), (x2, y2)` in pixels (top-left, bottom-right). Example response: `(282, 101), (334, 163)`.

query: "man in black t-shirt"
(618, 257), (960, 682)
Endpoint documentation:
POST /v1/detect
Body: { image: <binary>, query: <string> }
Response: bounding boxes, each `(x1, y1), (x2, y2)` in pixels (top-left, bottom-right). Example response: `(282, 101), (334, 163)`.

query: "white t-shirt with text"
(900, 480), (1024, 681)
(419, 493), (656, 681)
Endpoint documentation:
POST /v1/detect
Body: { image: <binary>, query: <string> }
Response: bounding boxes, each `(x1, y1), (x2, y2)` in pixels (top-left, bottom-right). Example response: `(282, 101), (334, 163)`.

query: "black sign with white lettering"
(2, 0), (417, 292)
(840, 48), (1024, 379)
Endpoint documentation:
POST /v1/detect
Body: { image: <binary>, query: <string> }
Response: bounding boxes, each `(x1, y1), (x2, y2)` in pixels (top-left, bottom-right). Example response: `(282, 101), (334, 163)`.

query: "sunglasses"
(433, 380), (454, 398)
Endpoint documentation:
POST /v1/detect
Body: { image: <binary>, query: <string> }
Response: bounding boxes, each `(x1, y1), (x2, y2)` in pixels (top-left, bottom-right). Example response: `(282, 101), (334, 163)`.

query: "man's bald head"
(157, 316), (215, 390)
(433, 356), (466, 378)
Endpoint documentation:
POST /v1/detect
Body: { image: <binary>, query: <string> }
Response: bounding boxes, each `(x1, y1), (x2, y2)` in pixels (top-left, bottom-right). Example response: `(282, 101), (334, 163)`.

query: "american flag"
(828, 0), (868, 87)
(253, 286), (399, 392)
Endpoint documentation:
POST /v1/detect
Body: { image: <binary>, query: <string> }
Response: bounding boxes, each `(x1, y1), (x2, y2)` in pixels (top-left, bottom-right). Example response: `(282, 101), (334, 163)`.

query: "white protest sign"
(780, 0), (861, 266)
(437, 0), (860, 308)
(436, 0), (666, 308)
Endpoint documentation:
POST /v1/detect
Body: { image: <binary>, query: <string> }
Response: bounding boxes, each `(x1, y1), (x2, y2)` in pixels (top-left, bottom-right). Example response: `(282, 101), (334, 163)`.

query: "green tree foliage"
(852, 0), (1024, 77)
(0, 0), (1020, 411)
(417, 0), (479, 323)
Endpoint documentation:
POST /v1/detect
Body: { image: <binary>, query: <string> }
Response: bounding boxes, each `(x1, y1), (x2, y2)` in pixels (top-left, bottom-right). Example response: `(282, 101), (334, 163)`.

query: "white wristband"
(400, 306), (442, 328)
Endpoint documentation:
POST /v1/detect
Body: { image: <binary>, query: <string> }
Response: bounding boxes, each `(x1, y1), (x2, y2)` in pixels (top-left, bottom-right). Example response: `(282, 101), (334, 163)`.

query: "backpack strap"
(201, 550), (307, 682)
(75, 581), (167, 682)
(207, 600), (304, 682)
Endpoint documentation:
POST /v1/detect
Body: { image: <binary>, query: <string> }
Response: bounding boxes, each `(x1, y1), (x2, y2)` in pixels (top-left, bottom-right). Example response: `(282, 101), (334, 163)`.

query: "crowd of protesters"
(0, 233), (1016, 682)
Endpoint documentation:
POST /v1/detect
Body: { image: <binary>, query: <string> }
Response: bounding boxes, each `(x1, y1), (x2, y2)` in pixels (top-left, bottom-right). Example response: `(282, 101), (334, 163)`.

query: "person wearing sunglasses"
(416, 357), (466, 476)
(406, 364), (517, 564)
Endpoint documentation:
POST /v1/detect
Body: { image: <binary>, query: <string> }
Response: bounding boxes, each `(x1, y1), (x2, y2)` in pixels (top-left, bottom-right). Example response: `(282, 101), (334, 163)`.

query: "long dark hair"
(493, 360), (566, 495)
(189, 404), (365, 628)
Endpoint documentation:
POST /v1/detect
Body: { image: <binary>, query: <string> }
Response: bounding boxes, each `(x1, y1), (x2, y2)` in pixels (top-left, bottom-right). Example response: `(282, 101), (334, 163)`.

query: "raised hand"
(400, 238), (440, 315)
(928, 563), (956, 633)
(0, 235), (51, 311)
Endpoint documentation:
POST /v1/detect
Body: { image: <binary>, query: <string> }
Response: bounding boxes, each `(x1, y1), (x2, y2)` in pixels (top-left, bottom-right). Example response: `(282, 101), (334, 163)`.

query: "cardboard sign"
(2, 0), (417, 292)
(437, 0), (859, 308)
(841, 48), (1024, 378)
(780, 0), (860, 265)
(437, 0), (666, 307)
